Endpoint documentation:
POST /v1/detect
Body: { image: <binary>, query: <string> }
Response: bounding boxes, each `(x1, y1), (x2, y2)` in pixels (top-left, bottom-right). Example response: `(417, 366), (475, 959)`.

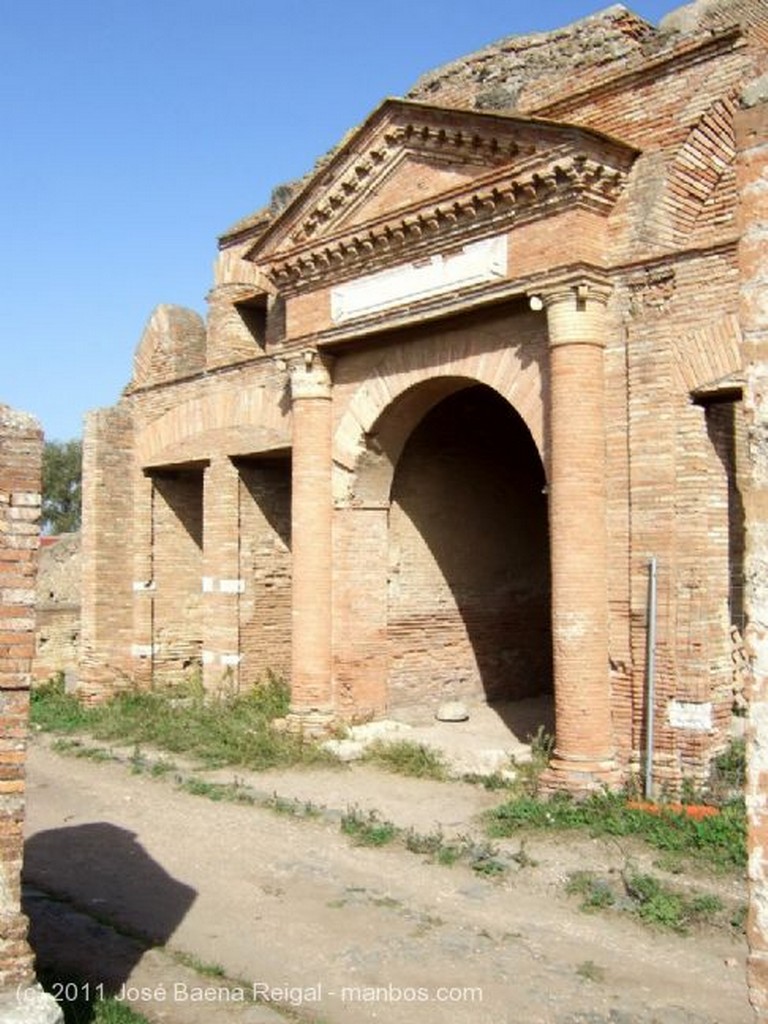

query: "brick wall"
(238, 460), (292, 685)
(78, 2), (768, 792)
(79, 405), (134, 697)
(0, 404), (41, 988)
(151, 468), (204, 684)
(33, 534), (80, 685)
(387, 385), (551, 718)
(738, 76), (768, 1022)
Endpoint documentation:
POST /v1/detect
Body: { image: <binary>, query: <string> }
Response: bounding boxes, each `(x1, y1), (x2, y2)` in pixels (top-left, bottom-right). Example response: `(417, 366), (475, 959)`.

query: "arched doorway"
(386, 383), (553, 737)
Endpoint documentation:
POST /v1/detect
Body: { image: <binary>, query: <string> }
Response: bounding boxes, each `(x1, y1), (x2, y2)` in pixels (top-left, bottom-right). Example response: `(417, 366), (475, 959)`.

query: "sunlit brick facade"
(81, 0), (767, 794)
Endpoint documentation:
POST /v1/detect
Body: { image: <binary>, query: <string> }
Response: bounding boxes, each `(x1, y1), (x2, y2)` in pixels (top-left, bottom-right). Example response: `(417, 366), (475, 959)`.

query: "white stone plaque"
(331, 234), (507, 324)
(219, 578), (245, 594)
(667, 700), (713, 732)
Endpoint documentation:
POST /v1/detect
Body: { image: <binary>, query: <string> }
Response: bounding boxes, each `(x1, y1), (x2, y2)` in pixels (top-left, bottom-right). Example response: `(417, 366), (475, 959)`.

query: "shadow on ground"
(23, 822), (196, 1021)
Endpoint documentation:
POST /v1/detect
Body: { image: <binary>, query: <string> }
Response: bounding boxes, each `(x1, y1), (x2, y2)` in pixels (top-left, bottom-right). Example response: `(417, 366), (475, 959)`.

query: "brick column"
(79, 405), (133, 699)
(737, 80), (768, 1023)
(286, 350), (335, 731)
(0, 406), (39, 991)
(0, 406), (63, 1023)
(541, 278), (619, 792)
(202, 456), (242, 690)
(131, 470), (155, 687)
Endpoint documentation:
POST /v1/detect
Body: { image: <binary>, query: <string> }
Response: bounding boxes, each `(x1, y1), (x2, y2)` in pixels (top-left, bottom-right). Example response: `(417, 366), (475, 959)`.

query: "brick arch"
(137, 387), (291, 467)
(674, 313), (743, 394)
(333, 330), (545, 506)
(659, 94), (738, 245)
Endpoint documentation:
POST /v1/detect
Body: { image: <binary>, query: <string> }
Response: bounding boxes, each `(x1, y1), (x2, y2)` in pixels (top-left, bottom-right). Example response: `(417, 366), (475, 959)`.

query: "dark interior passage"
(387, 384), (553, 716)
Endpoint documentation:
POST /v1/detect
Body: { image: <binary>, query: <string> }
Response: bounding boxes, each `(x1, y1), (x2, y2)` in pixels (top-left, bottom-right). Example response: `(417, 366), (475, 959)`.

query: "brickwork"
(0, 405), (40, 988)
(33, 533), (80, 684)
(80, 1), (768, 791)
(738, 77), (768, 1022)
(387, 386), (551, 718)
(238, 460), (292, 684)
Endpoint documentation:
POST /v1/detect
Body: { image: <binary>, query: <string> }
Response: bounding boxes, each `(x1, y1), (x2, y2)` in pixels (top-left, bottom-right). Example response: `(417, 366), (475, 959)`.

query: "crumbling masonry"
(0, 405), (61, 1022)
(81, 0), (768, 793)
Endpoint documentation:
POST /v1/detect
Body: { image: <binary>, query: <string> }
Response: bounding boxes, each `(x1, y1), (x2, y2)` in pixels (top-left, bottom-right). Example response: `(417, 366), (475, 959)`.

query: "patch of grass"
(566, 870), (616, 911)
(31, 675), (90, 732)
(470, 852), (507, 877)
(178, 777), (256, 804)
(171, 949), (226, 978)
(362, 739), (448, 780)
(709, 739), (746, 803)
(486, 790), (746, 872)
(93, 1003), (152, 1024)
(462, 771), (512, 791)
(265, 793), (321, 818)
(576, 960), (606, 983)
(625, 872), (723, 933)
(403, 827), (446, 855)
(341, 807), (399, 847)
(32, 673), (337, 773)
(507, 727), (554, 797)
(435, 842), (463, 866)
(51, 738), (113, 763)
(566, 868), (728, 934)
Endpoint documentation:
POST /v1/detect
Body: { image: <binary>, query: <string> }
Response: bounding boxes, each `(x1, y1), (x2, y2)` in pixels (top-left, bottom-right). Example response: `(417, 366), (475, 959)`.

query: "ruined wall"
(151, 469), (204, 684)
(79, 405), (134, 696)
(618, 247), (744, 785)
(0, 407), (42, 994)
(79, 1), (768, 791)
(238, 460), (292, 684)
(33, 534), (80, 685)
(739, 76), (768, 1022)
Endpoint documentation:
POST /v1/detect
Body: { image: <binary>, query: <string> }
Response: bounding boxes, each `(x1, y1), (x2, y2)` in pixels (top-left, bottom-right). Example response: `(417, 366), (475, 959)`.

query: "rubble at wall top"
(406, 0), (762, 112)
(218, 0), (764, 247)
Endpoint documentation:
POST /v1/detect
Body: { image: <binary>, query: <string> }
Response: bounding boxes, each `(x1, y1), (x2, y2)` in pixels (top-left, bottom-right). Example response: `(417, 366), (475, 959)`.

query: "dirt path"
(23, 738), (751, 1024)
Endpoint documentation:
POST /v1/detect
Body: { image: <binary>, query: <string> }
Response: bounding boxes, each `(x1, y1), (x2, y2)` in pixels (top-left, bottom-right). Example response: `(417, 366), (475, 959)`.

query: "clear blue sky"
(3, 0), (674, 442)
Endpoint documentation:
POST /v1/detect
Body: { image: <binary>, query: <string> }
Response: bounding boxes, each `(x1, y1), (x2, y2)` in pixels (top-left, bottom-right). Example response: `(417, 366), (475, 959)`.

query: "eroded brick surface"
(0, 404), (41, 987)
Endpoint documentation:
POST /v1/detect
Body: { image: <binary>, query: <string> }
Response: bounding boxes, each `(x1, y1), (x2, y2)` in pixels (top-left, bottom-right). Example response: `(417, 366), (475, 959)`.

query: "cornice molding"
(291, 122), (530, 247)
(266, 151), (631, 294)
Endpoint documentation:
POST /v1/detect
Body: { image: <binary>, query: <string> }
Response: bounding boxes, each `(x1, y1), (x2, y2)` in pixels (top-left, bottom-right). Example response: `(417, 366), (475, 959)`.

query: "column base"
(285, 706), (337, 738)
(539, 754), (623, 796)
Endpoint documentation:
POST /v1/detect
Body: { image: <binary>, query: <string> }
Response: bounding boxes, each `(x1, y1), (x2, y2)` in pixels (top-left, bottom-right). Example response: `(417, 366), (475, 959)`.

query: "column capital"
(276, 349), (334, 400)
(534, 271), (613, 313)
(532, 272), (613, 350)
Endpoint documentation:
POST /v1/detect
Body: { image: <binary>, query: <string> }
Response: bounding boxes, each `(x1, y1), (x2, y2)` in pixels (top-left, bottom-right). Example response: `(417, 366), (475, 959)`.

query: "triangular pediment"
(246, 99), (638, 291)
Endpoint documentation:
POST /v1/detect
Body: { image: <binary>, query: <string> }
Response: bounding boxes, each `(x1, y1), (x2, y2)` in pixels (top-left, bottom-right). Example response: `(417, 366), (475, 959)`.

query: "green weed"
(566, 870), (616, 911)
(31, 675), (90, 732)
(403, 827), (446, 855)
(32, 673), (336, 773)
(179, 777), (256, 805)
(576, 960), (606, 983)
(171, 949), (226, 978)
(265, 793), (321, 818)
(709, 739), (746, 803)
(435, 843), (463, 866)
(341, 807), (399, 847)
(486, 790), (746, 872)
(462, 771), (512, 791)
(362, 739), (448, 780)
(566, 869), (728, 934)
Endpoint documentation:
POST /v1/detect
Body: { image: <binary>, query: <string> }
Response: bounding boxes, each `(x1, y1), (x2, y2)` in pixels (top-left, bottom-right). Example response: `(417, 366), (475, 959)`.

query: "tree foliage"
(42, 439), (82, 534)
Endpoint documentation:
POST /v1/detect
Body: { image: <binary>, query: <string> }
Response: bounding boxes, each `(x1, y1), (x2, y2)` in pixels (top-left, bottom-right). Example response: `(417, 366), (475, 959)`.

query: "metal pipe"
(645, 556), (658, 800)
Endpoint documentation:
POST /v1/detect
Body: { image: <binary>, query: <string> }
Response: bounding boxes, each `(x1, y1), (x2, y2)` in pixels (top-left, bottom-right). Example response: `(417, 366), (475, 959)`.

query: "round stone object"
(435, 701), (469, 722)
